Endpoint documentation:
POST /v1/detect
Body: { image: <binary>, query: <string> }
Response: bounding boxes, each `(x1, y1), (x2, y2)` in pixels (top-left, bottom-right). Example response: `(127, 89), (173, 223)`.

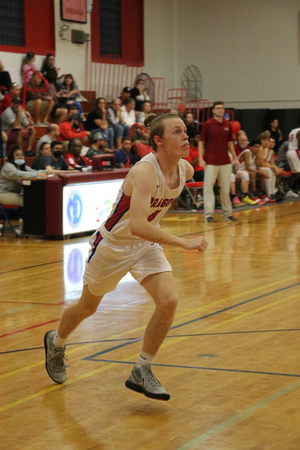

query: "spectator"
(41, 53), (63, 88)
(86, 132), (107, 159)
(25, 72), (54, 126)
(84, 97), (114, 148)
(121, 97), (137, 127)
(107, 98), (131, 149)
(56, 74), (84, 115)
(118, 86), (132, 106)
(130, 78), (150, 111)
(234, 131), (249, 156)
(1, 130), (8, 158)
(137, 101), (152, 126)
(199, 101), (239, 222)
(59, 113), (89, 142)
(20, 51), (38, 84)
(64, 138), (92, 170)
(0, 59), (12, 92)
(36, 123), (60, 155)
(0, 82), (21, 115)
(43, 140), (75, 174)
(268, 119), (283, 154)
(32, 141), (51, 170)
(184, 132), (204, 182)
(183, 112), (198, 139)
(115, 137), (133, 168)
(0, 146), (47, 206)
(1, 97), (36, 156)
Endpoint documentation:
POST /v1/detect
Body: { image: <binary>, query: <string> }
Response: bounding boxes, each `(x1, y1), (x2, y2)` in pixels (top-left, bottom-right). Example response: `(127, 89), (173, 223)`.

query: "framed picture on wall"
(60, 0), (87, 24)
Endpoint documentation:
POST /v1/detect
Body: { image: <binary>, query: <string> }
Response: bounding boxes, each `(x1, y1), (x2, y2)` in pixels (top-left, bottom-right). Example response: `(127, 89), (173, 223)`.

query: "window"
(0, 0), (25, 47)
(99, 0), (121, 56)
(91, 0), (144, 66)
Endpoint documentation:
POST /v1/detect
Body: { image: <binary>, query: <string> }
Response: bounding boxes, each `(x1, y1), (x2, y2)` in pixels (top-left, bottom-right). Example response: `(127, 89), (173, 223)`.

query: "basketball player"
(287, 124), (300, 193)
(44, 113), (208, 401)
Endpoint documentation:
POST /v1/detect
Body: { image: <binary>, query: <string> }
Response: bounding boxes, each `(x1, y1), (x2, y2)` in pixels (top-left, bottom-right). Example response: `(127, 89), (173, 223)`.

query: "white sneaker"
(285, 190), (299, 198)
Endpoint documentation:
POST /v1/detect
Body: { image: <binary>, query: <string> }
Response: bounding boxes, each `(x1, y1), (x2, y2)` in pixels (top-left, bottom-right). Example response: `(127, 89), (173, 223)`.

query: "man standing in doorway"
(199, 101), (239, 223)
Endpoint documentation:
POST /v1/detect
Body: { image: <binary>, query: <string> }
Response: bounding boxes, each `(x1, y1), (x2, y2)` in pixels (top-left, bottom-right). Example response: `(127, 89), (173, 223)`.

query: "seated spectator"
(20, 51), (38, 84)
(121, 98), (137, 127)
(107, 98), (131, 149)
(32, 141), (51, 170)
(84, 97), (114, 148)
(119, 86), (132, 106)
(136, 101), (152, 126)
(130, 78), (150, 111)
(86, 132), (107, 159)
(0, 146), (47, 206)
(59, 113), (89, 142)
(0, 59), (12, 92)
(268, 119), (283, 154)
(0, 82), (21, 115)
(234, 131), (249, 156)
(183, 112), (198, 139)
(36, 123), (59, 155)
(64, 138), (92, 170)
(41, 53), (63, 89)
(1, 97), (36, 156)
(25, 72), (54, 126)
(1, 130), (8, 158)
(56, 74), (84, 115)
(115, 137), (133, 168)
(43, 140), (75, 174)
(184, 132), (204, 182)
(130, 123), (152, 160)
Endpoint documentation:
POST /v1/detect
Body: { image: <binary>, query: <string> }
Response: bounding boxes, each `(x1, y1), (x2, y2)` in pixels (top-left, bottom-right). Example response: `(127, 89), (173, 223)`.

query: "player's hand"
(183, 236), (208, 252)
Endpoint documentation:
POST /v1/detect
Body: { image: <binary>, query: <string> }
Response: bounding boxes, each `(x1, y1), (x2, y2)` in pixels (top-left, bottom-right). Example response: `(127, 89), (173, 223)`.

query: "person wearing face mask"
(0, 146), (47, 206)
(43, 140), (76, 174)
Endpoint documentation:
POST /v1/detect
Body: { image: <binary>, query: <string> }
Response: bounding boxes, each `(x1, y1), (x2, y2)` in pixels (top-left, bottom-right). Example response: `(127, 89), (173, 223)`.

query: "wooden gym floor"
(0, 201), (300, 449)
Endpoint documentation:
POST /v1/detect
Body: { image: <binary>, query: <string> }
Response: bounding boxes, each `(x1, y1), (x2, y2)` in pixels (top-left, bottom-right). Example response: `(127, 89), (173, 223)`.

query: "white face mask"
(14, 159), (25, 166)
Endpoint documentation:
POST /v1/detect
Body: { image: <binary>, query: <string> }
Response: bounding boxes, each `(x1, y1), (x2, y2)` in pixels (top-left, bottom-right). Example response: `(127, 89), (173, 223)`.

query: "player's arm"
(127, 164), (208, 251)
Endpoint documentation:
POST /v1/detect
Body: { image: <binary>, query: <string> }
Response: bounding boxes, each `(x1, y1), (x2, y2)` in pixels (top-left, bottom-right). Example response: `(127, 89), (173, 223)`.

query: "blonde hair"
(144, 113), (179, 151)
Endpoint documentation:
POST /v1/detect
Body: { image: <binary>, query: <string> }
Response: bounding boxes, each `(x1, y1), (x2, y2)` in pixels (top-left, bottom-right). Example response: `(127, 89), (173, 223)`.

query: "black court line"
(0, 260), (63, 275)
(87, 359), (300, 379)
(83, 282), (300, 361)
(1, 328), (299, 356)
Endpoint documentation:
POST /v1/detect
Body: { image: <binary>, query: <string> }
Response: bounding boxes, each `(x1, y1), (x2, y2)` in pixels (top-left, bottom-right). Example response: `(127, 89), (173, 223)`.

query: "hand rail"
(22, 68), (49, 108)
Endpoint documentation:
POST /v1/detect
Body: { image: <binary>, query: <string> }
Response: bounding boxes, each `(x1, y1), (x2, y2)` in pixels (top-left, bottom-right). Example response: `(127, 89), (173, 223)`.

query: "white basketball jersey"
(238, 148), (256, 171)
(99, 153), (187, 244)
(288, 127), (300, 151)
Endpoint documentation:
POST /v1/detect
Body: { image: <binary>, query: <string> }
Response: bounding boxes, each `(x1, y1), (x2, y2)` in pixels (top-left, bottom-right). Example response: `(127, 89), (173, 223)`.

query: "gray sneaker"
(44, 330), (67, 384)
(125, 363), (170, 401)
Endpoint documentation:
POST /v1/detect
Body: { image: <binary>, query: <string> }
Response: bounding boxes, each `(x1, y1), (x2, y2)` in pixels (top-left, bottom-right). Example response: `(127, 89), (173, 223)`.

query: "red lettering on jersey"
(147, 210), (161, 222)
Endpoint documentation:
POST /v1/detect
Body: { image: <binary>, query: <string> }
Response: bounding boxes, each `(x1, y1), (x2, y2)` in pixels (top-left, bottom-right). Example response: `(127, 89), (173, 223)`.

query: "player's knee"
(79, 302), (98, 318)
(161, 293), (178, 313)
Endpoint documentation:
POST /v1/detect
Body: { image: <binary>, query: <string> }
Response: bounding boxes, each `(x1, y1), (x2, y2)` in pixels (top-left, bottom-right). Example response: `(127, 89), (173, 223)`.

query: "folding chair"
(184, 180), (204, 209)
(0, 203), (22, 237)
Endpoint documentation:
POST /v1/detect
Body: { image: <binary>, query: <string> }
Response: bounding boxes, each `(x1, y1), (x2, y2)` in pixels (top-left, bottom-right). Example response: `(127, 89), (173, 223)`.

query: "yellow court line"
(0, 292), (297, 413)
(0, 276), (298, 382)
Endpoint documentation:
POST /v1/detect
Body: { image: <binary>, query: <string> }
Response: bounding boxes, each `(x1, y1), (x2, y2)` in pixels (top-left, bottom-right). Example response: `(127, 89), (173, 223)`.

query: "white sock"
(136, 351), (154, 367)
(53, 331), (66, 349)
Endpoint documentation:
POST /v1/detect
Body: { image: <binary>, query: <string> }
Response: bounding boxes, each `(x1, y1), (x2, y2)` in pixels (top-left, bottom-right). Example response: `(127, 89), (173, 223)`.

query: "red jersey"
(185, 145), (204, 172)
(200, 117), (233, 165)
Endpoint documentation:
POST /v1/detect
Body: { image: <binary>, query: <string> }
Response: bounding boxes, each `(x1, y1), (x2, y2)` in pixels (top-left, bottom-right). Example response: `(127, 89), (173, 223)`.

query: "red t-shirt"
(185, 145), (204, 172)
(0, 93), (13, 115)
(200, 117), (233, 165)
